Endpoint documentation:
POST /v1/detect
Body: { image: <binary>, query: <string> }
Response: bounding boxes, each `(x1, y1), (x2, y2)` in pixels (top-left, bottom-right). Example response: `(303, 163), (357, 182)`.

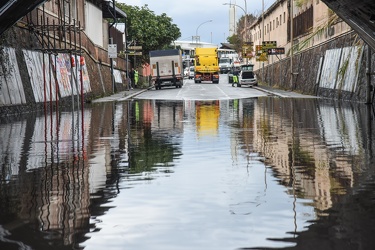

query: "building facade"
(246, 0), (352, 69)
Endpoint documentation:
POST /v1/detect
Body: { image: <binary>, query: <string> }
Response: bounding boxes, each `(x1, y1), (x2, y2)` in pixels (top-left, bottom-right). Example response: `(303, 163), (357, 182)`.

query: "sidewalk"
(255, 85), (318, 98)
(91, 87), (151, 103)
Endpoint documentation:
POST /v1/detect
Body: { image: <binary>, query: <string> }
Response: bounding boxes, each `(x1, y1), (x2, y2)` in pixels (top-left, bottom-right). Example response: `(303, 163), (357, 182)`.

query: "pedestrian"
(134, 69), (139, 88)
(232, 68), (239, 87)
(129, 68), (135, 89)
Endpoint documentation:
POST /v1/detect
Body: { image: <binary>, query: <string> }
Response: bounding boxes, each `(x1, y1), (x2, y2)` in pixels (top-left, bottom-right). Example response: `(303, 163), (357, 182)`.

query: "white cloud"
(118, 0), (274, 45)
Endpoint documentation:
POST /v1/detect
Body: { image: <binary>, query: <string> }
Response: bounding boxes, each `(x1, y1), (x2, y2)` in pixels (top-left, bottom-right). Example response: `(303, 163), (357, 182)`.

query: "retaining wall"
(255, 32), (375, 102)
(0, 26), (130, 116)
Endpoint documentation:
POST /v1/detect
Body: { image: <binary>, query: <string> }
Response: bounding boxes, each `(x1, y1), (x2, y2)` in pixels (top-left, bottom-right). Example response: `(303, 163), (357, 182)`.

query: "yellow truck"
(194, 48), (219, 84)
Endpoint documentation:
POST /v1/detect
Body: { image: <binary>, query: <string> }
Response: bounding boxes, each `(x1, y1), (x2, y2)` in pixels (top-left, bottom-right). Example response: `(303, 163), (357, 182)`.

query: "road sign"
(267, 47), (285, 55)
(108, 44), (117, 58)
(128, 46), (142, 50)
(262, 41), (277, 49)
(244, 41), (254, 46)
(255, 45), (263, 56)
(128, 51), (142, 56)
(256, 52), (268, 62)
(242, 43), (254, 58)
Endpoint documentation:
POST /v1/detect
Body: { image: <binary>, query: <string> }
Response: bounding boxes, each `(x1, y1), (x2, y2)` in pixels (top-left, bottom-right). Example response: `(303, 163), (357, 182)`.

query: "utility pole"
(290, 0), (294, 89)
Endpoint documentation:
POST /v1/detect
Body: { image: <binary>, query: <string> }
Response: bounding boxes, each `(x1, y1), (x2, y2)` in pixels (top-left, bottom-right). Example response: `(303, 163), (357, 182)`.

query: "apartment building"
(246, 0), (352, 68)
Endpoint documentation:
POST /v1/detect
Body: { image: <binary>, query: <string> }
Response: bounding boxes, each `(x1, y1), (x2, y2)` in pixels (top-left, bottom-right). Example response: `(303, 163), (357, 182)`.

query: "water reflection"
(0, 97), (375, 249)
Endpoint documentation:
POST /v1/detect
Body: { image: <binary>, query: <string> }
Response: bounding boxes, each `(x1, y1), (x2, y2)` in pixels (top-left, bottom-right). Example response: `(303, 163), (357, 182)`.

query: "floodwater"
(1, 97), (375, 250)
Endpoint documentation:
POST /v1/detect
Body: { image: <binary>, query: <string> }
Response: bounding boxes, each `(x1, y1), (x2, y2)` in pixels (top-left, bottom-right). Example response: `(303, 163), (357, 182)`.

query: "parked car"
(189, 66), (195, 79)
(237, 64), (257, 87)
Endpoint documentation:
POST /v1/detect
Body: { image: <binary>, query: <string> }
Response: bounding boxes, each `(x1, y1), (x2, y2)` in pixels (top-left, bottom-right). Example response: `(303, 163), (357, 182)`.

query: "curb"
(117, 86), (153, 102)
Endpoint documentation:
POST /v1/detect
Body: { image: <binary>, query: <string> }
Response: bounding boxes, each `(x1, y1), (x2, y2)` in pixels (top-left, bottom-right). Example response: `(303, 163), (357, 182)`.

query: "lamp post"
(195, 20), (213, 43)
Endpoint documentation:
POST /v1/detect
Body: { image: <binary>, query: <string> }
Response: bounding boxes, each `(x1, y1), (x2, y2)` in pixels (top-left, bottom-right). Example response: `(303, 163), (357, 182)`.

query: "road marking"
(215, 85), (230, 99)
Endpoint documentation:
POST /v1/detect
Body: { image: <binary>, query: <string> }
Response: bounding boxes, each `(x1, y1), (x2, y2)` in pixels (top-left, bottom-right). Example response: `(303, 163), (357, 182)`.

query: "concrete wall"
(255, 31), (375, 102)
(0, 26), (130, 116)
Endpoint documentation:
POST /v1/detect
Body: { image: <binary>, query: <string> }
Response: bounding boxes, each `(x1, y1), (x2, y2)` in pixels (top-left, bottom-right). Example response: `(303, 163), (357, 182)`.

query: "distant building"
(173, 40), (218, 60)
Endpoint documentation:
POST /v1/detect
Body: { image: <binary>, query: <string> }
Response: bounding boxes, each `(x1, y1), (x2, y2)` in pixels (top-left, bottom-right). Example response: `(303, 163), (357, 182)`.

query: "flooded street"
(1, 97), (375, 250)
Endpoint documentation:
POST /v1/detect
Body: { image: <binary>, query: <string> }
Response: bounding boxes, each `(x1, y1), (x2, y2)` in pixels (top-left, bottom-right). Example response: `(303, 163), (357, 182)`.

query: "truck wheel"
(237, 83), (241, 87)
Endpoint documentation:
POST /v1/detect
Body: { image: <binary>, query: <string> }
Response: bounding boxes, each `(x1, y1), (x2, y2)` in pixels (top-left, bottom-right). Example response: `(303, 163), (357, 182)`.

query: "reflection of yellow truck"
(194, 48), (219, 84)
(195, 101), (220, 137)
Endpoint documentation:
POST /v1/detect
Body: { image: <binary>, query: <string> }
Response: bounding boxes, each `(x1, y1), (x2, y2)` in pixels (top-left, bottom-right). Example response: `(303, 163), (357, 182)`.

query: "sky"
(118, 0), (275, 46)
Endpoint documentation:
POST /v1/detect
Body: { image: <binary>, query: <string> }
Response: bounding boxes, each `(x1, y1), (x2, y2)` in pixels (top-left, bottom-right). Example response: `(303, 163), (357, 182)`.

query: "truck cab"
(219, 57), (232, 74)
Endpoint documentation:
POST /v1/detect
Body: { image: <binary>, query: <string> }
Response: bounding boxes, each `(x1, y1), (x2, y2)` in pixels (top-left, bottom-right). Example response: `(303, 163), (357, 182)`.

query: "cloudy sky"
(118, 0), (275, 46)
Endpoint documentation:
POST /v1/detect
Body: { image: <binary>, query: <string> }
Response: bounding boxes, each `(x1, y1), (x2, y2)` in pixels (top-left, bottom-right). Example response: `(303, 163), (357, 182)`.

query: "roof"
(220, 43), (235, 49)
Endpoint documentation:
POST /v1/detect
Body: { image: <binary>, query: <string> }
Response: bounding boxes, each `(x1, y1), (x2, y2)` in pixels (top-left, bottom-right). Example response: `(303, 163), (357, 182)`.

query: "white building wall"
(85, 2), (104, 47)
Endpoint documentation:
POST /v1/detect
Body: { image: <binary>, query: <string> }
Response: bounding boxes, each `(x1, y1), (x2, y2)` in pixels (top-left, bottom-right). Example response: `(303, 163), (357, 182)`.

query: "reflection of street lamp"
(195, 20), (213, 43)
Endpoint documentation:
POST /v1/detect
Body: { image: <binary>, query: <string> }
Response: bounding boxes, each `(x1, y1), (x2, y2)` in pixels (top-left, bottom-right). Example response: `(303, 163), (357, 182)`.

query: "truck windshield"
(219, 58), (231, 64)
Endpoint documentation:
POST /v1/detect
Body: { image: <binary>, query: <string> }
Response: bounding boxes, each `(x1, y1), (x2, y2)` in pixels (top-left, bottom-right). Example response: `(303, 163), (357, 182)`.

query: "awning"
(102, 0), (127, 19)
(0, 0), (47, 35)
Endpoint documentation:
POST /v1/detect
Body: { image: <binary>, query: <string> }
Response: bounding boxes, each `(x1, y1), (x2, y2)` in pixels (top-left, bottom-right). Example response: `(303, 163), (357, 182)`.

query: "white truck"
(149, 49), (183, 90)
(219, 57), (233, 74)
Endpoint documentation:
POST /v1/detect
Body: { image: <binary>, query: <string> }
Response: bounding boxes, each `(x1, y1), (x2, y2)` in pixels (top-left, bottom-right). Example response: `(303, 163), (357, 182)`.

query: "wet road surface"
(1, 92), (375, 249)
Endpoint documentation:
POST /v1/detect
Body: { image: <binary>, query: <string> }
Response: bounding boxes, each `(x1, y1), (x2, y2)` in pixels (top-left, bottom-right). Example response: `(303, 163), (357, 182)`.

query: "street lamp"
(195, 20), (213, 43)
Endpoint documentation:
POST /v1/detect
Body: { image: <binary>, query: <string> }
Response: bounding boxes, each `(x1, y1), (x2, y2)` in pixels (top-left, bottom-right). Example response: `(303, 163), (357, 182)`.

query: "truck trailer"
(149, 49), (183, 90)
(194, 48), (219, 84)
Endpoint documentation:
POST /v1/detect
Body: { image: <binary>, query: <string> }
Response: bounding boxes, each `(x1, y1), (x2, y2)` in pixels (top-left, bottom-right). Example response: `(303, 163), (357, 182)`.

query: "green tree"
(116, 3), (181, 66)
(227, 34), (242, 52)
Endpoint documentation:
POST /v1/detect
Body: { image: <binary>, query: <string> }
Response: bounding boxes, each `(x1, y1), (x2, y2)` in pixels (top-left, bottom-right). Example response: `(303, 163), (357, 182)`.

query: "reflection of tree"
(129, 135), (180, 174)
(128, 100), (183, 175)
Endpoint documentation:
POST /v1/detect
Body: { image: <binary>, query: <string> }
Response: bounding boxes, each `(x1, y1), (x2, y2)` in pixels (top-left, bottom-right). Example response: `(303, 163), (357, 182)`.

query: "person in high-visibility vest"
(134, 69), (139, 88)
(232, 69), (239, 87)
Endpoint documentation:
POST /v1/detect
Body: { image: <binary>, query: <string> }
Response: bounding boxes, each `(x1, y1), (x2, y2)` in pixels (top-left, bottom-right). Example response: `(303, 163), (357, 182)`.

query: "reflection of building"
(228, 99), (257, 164)
(250, 99), (359, 212)
(0, 109), (93, 246)
(195, 101), (220, 137)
